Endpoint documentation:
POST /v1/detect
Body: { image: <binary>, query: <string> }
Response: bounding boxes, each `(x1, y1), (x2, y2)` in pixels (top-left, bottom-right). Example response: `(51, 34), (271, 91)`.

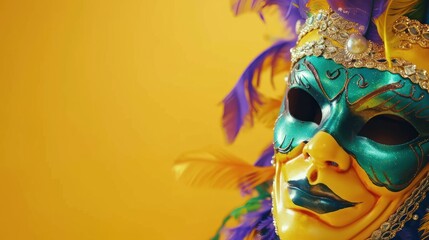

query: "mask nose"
(303, 131), (351, 175)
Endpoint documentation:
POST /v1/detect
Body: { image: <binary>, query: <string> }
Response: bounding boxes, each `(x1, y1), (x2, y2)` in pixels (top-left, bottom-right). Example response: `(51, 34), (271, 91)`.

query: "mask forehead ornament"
(174, 1), (429, 240)
(291, 9), (429, 89)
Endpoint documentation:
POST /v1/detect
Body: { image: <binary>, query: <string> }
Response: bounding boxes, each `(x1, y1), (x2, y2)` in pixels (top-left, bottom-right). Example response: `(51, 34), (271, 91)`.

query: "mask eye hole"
(358, 114), (418, 145)
(287, 88), (322, 125)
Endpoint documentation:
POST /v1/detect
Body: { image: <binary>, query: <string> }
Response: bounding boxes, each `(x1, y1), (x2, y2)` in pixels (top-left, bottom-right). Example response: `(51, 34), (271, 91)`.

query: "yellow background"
(0, 0), (276, 239)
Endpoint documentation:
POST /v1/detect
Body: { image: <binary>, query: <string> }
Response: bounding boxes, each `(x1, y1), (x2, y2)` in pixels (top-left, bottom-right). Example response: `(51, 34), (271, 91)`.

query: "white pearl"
(295, 20), (303, 34)
(346, 34), (369, 54)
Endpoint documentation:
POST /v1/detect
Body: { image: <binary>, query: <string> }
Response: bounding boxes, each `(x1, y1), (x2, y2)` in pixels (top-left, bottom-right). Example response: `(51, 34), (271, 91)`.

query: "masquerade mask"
(273, 55), (429, 239)
(272, 7), (429, 239)
(175, 1), (429, 239)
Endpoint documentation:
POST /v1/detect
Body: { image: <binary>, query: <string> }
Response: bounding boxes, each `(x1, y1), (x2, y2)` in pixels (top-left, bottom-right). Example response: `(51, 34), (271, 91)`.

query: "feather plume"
(231, 0), (308, 19)
(327, 0), (375, 33)
(211, 186), (272, 240)
(254, 144), (275, 167)
(420, 212), (429, 239)
(230, 0), (265, 16)
(365, 22), (383, 44)
(326, 0), (388, 43)
(173, 149), (275, 193)
(372, 0), (390, 19)
(223, 40), (294, 143)
(254, 95), (282, 128)
(367, 0), (389, 43)
(374, 0), (422, 67)
(230, 0), (308, 44)
(306, 0), (330, 13)
(256, 210), (279, 240)
(221, 197), (273, 240)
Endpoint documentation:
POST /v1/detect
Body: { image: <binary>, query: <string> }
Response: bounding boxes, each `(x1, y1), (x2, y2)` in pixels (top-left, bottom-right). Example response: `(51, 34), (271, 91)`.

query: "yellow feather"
(420, 212), (429, 240)
(254, 95), (282, 128)
(374, 0), (422, 68)
(306, 0), (330, 14)
(173, 148), (275, 192)
(230, 0), (265, 16)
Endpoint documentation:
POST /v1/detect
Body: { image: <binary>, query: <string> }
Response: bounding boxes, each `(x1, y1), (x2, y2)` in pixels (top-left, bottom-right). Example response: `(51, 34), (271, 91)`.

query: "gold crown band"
(394, 16), (429, 49)
(290, 10), (429, 90)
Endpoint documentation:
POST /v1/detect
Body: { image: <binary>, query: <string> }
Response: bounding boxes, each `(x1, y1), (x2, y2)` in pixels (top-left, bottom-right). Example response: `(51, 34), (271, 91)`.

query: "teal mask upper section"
(274, 56), (429, 191)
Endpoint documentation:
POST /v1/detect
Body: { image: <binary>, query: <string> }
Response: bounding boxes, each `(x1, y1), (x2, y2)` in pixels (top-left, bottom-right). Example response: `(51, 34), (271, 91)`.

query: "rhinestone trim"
(291, 10), (429, 91)
(393, 16), (429, 49)
(368, 172), (429, 240)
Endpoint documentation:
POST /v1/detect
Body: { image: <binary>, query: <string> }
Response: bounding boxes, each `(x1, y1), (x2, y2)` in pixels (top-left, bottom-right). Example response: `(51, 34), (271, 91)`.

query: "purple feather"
(231, 0), (308, 19)
(223, 199), (273, 240)
(222, 40), (295, 143)
(256, 207), (279, 240)
(254, 144), (274, 167)
(259, 0), (308, 28)
(327, 0), (388, 43)
(365, 22), (383, 44)
(277, 0), (309, 37)
(230, 0), (309, 36)
(283, 0), (309, 19)
(297, 0), (310, 18)
(327, 0), (374, 33)
(266, 0), (308, 20)
(371, 0), (389, 18)
(366, 0), (389, 44)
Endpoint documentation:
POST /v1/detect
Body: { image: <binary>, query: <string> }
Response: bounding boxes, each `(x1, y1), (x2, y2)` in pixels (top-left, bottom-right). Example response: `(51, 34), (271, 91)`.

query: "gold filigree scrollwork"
(393, 16), (429, 49)
(292, 10), (429, 91)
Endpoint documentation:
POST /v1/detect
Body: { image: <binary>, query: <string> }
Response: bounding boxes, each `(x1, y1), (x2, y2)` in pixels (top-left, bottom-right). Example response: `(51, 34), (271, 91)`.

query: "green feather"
(211, 184), (271, 240)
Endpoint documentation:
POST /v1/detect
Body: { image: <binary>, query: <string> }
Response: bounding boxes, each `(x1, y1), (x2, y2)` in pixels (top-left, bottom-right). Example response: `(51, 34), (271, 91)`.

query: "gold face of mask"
(272, 131), (429, 240)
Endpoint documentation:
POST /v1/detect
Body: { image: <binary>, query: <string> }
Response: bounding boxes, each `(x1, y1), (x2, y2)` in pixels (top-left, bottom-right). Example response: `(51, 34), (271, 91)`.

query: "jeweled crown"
(291, 9), (429, 90)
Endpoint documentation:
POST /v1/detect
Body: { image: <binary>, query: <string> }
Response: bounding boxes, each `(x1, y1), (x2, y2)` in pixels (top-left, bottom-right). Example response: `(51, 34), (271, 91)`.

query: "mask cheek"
(351, 139), (426, 192)
(272, 135), (384, 240)
(351, 158), (429, 234)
